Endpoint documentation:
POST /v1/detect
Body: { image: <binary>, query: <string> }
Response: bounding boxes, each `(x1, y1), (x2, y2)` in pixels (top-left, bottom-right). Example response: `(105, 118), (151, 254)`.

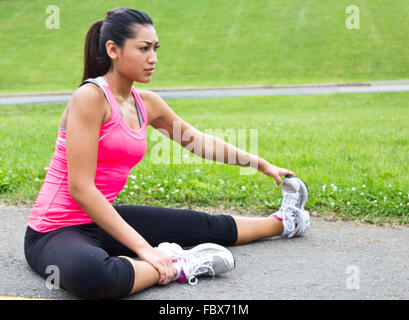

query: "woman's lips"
(145, 68), (154, 74)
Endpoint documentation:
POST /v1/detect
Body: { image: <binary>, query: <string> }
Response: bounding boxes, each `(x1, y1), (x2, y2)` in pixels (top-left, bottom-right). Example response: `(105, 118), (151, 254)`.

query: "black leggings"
(24, 205), (238, 300)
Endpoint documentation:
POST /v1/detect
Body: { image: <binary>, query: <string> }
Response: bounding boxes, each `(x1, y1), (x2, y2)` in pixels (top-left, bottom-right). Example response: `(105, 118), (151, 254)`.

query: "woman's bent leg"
(119, 256), (160, 294)
(24, 224), (136, 299)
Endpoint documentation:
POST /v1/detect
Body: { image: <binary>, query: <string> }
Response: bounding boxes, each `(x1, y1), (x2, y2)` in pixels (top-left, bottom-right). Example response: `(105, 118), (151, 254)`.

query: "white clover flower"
(352, 187), (356, 191)
(347, 202), (350, 205)
(333, 186), (338, 192)
(241, 186), (246, 191)
(178, 179), (182, 183)
(331, 202), (334, 206)
(195, 169), (200, 173)
(44, 167), (49, 171)
(124, 185), (128, 189)
(131, 181), (135, 184)
(164, 180), (168, 183)
(388, 184), (392, 187)
(166, 195), (169, 199)
(34, 178), (40, 182)
(175, 189), (180, 193)
(141, 182), (145, 185)
(157, 183), (161, 187)
(133, 185), (139, 189)
(130, 192), (134, 195)
(360, 192), (364, 196)
(362, 185), (366, 188)
(374, 200), (377, 203)
(159, 187), (164, 192)
(322, 185), (326, 191)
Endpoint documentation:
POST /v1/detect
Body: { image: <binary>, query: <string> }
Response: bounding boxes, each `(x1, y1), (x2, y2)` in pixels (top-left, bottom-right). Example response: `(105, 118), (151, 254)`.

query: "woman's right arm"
(65, 85), (176, 285)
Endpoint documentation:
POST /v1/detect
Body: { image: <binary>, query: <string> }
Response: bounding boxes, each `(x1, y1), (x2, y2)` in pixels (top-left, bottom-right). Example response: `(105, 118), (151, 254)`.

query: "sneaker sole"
(285, 174), (309, 210)
(284, 175), (310, 238)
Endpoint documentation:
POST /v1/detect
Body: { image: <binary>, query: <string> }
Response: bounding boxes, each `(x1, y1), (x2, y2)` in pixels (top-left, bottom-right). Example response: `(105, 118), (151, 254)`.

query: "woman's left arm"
(141, 90), (294, 186)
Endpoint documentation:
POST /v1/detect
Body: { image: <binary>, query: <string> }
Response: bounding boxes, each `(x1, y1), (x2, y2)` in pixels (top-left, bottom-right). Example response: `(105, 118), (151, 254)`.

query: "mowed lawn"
(1, 0), (409, 92)
(1, 92), (408, 224)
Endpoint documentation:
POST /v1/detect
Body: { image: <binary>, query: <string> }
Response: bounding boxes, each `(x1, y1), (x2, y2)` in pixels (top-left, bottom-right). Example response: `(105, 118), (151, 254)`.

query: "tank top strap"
(79, 76), (121, 121)
(79, 77), (147, 129)
(131, 87), (149, 128)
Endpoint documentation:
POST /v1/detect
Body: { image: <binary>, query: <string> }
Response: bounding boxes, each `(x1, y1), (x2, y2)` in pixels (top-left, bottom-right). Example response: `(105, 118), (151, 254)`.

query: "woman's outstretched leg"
(233, 175), (311, 244)
(233, 216), (283, 245)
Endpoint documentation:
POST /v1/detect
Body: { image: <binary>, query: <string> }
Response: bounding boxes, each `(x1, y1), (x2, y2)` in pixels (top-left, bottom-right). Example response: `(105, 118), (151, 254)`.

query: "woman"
(24, 8), (310, 299)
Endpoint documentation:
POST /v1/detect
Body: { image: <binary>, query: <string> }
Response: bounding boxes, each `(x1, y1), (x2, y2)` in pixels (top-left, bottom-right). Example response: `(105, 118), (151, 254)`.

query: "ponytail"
(82, 19), (111, 82)
(81, 8), (154, 83)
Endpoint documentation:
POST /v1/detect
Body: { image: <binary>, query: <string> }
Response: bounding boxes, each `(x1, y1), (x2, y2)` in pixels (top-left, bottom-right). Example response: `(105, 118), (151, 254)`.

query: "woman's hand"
(136, 245), (178, 285)
(259, 163), (295, 187)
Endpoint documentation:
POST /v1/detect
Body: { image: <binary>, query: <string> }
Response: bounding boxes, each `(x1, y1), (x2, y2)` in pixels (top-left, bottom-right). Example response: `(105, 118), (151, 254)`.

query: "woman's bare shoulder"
(61, 83), (108, 128)
(70, 83), (107, 107)
(136, 89), (156, 104)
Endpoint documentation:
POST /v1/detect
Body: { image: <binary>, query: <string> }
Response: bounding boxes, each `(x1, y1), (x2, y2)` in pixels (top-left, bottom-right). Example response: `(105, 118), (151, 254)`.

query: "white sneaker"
(270, 175), (310, 238)
(156, 242), (235, 285)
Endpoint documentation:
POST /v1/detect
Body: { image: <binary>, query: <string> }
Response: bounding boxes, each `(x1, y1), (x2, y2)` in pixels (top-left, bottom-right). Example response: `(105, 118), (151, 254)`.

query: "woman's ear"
(105, 40), (120, 60)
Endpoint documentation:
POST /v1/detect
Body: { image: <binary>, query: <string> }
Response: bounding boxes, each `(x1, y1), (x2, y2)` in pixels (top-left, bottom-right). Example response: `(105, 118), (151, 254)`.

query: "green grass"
(1, 92), (408, 225)
(1, 0), (409, 93)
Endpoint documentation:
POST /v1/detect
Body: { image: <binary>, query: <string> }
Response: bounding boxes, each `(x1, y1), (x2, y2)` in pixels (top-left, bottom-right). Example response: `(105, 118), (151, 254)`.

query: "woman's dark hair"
(82, 8), (153, 82)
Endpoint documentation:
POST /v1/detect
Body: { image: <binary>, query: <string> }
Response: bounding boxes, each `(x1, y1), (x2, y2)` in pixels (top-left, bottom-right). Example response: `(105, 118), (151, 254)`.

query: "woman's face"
(115, 24), (159, 83)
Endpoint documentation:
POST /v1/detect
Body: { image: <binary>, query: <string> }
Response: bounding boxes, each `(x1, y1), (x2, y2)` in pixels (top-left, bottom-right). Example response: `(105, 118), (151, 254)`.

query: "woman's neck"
(102, 71), (133, 101)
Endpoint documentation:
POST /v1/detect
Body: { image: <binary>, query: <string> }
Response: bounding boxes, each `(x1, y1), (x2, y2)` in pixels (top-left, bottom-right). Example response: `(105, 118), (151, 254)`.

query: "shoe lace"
(186, 254), (216, 286)
(278, 193), (299, 220)
(281, 193), (300, 211)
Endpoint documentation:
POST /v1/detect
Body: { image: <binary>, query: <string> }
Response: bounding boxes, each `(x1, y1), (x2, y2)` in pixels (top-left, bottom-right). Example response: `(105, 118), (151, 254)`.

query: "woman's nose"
(148, 50), (158, 64)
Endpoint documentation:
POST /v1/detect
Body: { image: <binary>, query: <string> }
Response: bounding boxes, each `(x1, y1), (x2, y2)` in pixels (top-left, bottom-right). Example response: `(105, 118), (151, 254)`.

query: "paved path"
(0, 206), (408, 300)
(1, 80), (409, 106)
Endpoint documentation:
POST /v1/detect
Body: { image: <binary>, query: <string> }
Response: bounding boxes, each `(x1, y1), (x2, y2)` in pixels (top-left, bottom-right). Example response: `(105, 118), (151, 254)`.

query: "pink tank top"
(28, 76), (148, 232)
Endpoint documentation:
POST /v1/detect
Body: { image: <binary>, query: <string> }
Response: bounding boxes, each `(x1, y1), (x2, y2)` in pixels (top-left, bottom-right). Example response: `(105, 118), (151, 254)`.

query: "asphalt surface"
(1, 80), (409, 105)
(0, 205), (408, 300)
